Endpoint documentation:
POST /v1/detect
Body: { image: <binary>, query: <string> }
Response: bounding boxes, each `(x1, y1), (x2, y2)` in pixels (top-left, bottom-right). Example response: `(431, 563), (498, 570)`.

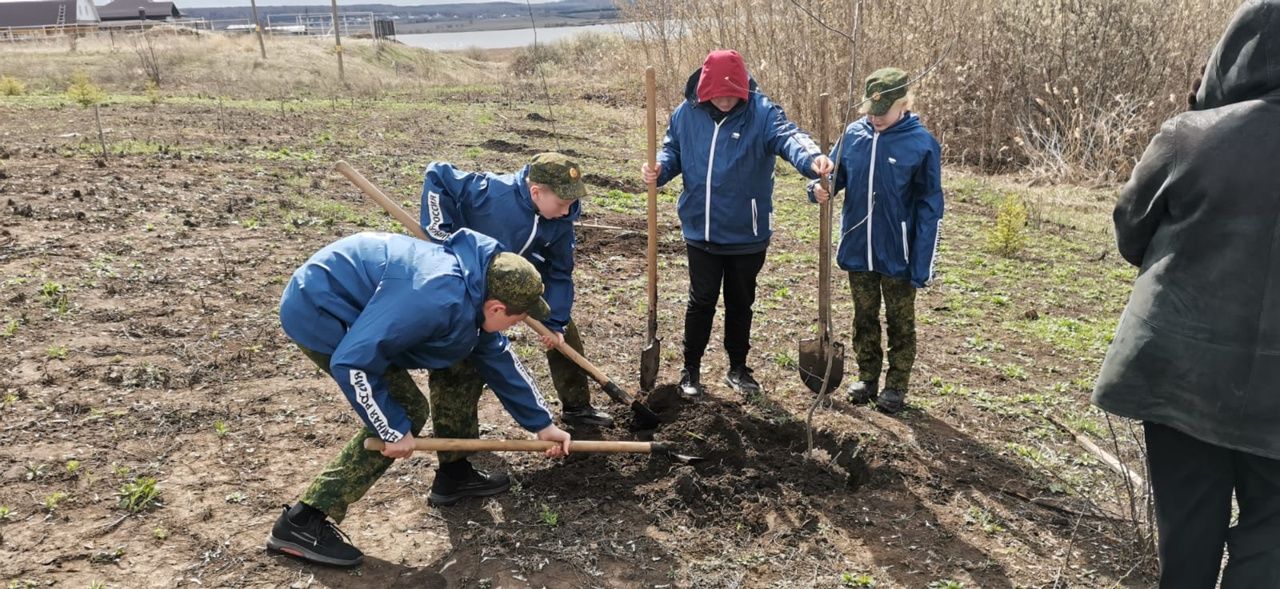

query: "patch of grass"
(1, 316), (19, 338)
(47, 345), (68, 360)
(965, 506), (1006, 535)
(538, 504), (559, 527)
(770, 350), (798, 369)
(214, 420), (230, 438)
(463, 146), (483, 159)
(0, 75), (25, 96)
(65, 460), (81, 475)
(88, 580), (108, 589)
(0, 505), (12, 520)
(225, 491), (247, 504)
(153, 527), (169, 540)
(841, 572), (877, 587)
(592, 189), (644, 214)
(249, 146), (317, 162)
(928, 581), (965, 589)
(117, 476), (161, 512)
(25, 463), (46, 481)
(43, 491), (70, 512)
(1025, 315), (1116, 357)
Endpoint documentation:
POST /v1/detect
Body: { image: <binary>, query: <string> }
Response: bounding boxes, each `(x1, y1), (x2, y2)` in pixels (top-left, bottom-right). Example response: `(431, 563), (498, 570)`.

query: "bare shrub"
(621, 0), (1235, 181)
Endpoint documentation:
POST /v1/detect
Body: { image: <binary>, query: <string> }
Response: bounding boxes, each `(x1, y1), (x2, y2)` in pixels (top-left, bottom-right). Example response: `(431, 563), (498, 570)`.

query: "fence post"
(330, 0), (345, 85)
(249, 0), (266, 59)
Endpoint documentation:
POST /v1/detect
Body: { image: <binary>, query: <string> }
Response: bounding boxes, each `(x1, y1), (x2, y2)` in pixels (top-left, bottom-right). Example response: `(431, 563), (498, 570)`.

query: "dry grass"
(622, 0), (1237, 182)
(0, 31), (498, 98)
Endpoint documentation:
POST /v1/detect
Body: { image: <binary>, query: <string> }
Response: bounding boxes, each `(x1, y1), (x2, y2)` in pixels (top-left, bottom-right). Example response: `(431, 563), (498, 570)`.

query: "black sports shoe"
(561, 404), (615, 428)
(428, 463), (511, 506)
(876, 388), (907, 414)
(678, 367), (706, 399)
(847, 380), (879, 404)
(266, 504), (364, 567)
(724, 364), (761, 396)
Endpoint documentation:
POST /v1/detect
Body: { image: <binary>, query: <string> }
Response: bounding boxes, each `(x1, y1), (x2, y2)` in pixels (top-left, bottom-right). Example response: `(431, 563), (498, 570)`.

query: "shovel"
(362, 437), (701, 463)
(797, 94), (846, 395)
(333, 161), (663, 430)
(640, 66), (661, 392)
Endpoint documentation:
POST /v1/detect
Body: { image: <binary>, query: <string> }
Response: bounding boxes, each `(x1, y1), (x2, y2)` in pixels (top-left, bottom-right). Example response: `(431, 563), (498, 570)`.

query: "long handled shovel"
(639, 66), (661, 392)
(333, 161), (663, 430)
(362, 437), (701, 464)
(797, 94), (846, 396)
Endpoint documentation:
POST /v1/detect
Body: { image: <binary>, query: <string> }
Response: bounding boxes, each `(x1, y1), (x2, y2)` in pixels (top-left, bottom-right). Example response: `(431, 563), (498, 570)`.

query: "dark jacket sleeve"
(1115, 119), (1180, 267)
(420, 162), (482, 242)
(764, 104), (821, 179)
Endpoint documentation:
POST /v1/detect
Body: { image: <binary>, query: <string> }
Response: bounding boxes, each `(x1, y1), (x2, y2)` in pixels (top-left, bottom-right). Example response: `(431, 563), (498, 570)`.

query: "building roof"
(97, 0), (180, 20)
(0, 0), (83, 28)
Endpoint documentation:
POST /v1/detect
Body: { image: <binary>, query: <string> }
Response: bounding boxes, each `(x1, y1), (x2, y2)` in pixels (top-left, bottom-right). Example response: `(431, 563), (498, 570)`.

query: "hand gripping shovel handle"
(334, 160), (662, 429)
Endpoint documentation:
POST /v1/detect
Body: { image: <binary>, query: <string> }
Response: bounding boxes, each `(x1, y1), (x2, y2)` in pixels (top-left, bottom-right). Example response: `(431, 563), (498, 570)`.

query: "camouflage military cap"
(864, 67), (910, 116)
(486, 252), (550, 320)
(528, 152), (587, 201)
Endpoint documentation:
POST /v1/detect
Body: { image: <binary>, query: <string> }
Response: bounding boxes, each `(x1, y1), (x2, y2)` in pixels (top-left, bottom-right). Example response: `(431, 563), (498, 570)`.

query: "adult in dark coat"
(1092, 1), (1280, 586)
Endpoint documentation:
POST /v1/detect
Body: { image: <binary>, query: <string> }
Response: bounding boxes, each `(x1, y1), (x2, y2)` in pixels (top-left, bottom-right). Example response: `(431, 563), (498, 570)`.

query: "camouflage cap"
(527, 152), (587, 201)
(864, 67), (910, 116)
(486, 252), (550, 320)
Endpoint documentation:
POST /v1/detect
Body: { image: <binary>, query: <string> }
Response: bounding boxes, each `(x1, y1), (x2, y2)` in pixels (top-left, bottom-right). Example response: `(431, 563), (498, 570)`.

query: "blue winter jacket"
(279, 229), (553, 442)
(656, 70), (824, 248)
(419, 163), (579, 333)
(811, 113), (944, 287)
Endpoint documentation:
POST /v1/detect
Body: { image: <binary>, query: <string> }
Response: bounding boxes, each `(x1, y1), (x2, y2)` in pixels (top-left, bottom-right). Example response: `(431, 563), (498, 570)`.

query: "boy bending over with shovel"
(267, 228), (571, 567)
(419, 152), (614, 427)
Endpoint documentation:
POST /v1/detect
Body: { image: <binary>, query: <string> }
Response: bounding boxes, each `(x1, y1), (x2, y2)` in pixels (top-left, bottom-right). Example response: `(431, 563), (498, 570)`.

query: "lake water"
(395, 22), (634, 51)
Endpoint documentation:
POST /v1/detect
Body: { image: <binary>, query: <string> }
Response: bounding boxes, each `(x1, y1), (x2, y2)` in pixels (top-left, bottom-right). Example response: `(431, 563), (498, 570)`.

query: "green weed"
(965, 506), (1006, 535)
(65, 460), (81, 474)
(47, 345), (68, 360)
(538, 504), (559, 527)
(1, 317), (19, 338)
(0, 505), (12, 520)
(117, 476), (161, 512)
(43, 491), (70, 512)
(214, 420), (230, 438)
(929, 581), (964, 589)
(841, 572), (877, 587)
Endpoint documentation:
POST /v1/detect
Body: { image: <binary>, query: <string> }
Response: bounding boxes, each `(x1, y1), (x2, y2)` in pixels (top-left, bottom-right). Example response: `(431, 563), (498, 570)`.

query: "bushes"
(621, 0), (1236, 181)
(0, 75), (25, 96)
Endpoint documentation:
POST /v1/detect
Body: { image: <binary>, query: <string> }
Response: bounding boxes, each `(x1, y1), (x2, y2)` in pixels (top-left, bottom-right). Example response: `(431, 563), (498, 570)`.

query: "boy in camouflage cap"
(419, 152), (613, 428)
(267, 228), (572, 567)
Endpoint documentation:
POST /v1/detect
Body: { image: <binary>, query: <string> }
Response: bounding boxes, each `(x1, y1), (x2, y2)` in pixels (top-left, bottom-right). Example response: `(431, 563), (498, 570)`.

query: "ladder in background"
(56, 3), (66, 25)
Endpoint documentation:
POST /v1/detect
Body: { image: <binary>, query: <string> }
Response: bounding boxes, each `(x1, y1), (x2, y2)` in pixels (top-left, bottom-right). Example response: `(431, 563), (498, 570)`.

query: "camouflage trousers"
(545, 319), (591, 408)
(848, 271), (917, 391)
(294, 345), (489, 523)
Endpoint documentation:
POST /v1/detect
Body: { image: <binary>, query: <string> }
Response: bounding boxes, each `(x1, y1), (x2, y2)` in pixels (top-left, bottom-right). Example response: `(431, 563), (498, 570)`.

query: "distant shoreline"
(392, 17), (622, 35)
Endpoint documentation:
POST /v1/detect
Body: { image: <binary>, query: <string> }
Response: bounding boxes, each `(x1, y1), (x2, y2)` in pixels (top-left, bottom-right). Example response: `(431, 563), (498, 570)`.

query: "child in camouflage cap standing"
(813, 67), (945, 414)
(267, 228), (572, 567)
(419, 152), (614, 428)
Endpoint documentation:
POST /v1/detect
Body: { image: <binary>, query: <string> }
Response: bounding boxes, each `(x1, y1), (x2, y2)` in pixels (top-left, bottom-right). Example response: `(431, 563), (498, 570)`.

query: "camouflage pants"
(848, 271), (917, 391)
(294, 345), (487, 523)
(545, 319), (591, 408)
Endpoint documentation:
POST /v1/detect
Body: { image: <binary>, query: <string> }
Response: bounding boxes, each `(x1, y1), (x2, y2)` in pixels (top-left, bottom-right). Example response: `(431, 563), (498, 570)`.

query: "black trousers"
(1145, 422), (1280, 588)
(683, 245), (767, 371)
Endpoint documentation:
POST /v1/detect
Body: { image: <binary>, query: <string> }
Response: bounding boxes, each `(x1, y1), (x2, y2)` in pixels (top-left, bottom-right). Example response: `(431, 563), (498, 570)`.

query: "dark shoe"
(266, 504), (364, 567)
(876, 388), (907, 414)
(724, 364), (761, 397)
(428, 464), (511, 506)
(679, 368), (706, 399)
(847, 380), (879, 404)
(562, 404), (615, 428)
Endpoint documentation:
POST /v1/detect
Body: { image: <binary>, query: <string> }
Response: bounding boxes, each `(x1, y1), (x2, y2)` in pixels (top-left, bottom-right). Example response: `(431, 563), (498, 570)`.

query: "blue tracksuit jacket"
(419, 163), (579, 333)
(278, 229), (553, 442)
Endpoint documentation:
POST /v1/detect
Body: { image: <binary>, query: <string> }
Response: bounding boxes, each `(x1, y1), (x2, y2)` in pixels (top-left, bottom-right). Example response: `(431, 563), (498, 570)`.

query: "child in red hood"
(643, 49), (834, 399)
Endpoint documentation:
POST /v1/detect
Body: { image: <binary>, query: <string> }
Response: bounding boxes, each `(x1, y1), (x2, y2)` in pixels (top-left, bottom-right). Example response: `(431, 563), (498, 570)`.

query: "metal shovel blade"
(640, 336), (660, 392)
(601, 381), (662, 430)
(650, 442), (703, 464)
(798, 337), (846, 395)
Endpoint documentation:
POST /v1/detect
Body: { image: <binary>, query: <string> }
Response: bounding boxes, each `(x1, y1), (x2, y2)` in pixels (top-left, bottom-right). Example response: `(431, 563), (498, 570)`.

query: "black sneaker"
(724, 364), (761, 396)
(561, 404), (615, 428)
(679, 368), (706, 399)
(876, 388), (907, 414)
(847, 380), (878, 404)
(266, 504), (364, 567)
(428, 464), (511, 506)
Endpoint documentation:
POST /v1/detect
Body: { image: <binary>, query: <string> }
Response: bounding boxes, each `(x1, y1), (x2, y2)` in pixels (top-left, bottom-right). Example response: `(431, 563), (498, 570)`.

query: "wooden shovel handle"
(645, 66), (659, 334)
(363, 437), (655, 454)
(521, 317), (611, 385)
